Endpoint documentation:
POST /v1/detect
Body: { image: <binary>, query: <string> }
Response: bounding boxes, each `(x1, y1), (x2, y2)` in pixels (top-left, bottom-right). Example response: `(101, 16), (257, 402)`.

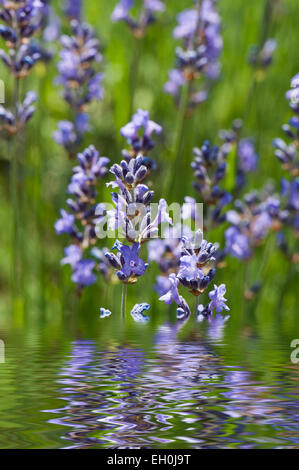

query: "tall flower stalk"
(53, 18), (104, 157)
(103, 109), (171, 320)
(164, 0), (223, 199)
(55, 145), (110, 295)
(0, 0), (46, 309)
(111, 1), (165, 116)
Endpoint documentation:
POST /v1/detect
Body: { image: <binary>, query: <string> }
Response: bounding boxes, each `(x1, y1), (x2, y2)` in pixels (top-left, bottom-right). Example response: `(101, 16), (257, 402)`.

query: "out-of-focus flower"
(164, 0), (222, 110)
(111, 0), (165, 37)
(71, 259), (97, 287)
(56, 146), (110, 289)
(191, 140), (232, 230)
(272, 74), (299, 261)
(64, 0), (82, 21)
(249, 38), (277, 70)
(54, 20), (104, 155)
(120, 109), (162, 159)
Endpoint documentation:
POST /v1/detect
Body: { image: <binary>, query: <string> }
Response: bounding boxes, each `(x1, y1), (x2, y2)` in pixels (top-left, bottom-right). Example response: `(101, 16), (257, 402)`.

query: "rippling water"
(0, 317), (299, 449)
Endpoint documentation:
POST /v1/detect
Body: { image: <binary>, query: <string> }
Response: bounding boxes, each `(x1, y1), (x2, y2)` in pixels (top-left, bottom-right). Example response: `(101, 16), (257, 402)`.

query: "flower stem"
(129, 38), (143, 117)
(121, 283), (127, 323)
(166, 81), (191, 200)
(10, 77), (24, 312)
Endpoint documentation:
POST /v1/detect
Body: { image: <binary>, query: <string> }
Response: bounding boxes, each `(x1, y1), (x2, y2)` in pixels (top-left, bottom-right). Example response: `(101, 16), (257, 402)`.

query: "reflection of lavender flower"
(56, 146), (110, 289)
(54, 20), (104, 156)
(111, 0), (165, 37)
(130, 303), (150, 323)
(0, 91), (37, 135)
(164, 0), (222, 110)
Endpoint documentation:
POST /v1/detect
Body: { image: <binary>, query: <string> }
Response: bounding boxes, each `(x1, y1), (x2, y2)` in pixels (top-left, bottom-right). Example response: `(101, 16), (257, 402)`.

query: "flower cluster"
(54, 19), (104, 156)
(0, 1), (48, 137)
(0, 0), (46, 78)
(64, 0), (82, 22)
(120, 108), (162, 160)
(111, 0), (165, 38)
(159, 229), (229, 321)
(164, 0), (223, 110)
(104, 110), (172, 285)
(55, 145), (110, 289)
(236, 138), (259, 190)
(147, 223), (194, 296)
(0, 90), (37, 136)
(272, 74), (299, 261)
(225, 190), (282, 260)
(191, 140), (232, 230)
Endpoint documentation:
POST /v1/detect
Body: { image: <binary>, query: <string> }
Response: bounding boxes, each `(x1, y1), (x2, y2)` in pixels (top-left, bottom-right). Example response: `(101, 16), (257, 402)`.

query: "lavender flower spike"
(208, 284), (230, 313)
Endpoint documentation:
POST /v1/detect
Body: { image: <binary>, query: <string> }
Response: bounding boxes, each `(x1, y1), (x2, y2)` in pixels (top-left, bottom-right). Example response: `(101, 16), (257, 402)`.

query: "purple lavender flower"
(0, 0), (46, 78)
(208, 284), (230, 313)
(273, 74), (299, 260)
(225, 226), (251, 260)
(191, 140), (232, 230)
(159, 273), (181, 305)
(56, 146), (110, 288)
(71, 259), (97, 286)
(61, 244), (82, 269)
(111, 0), (165, 37)
(197, 283), (229, 323)
(238, 139), (258, 173)
(53, 121), (76, 149)
(165, 0), (222, 109)
(120, 109), (162, 158)
(55, 210), (75, 235)
(154, 275), (172, 297)
(118, 243), (148, 280)
(99, 307), (112, 319)
(54, 20), (104, 155)
(64, 0), (82, 21)
(164, 69), (186, 96)
(249, 38), (277, 69)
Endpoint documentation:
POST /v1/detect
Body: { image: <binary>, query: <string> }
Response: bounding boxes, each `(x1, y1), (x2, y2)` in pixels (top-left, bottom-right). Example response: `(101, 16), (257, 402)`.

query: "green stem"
(10, 78), (23, 311)
(121, 283), (127, 323)
(167, 81), (191, 200)
(129, 38), (143, 117)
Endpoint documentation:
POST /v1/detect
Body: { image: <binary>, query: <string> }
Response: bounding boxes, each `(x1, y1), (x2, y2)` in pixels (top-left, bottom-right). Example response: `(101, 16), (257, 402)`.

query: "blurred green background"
(0, 0), (298, 342)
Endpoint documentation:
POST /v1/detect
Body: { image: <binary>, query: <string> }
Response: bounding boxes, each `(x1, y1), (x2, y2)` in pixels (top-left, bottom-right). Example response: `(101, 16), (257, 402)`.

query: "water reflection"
(42, 323), (299, 449)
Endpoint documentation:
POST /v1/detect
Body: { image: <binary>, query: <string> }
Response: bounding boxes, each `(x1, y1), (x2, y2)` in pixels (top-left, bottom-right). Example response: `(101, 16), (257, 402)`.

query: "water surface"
(0, 317), (298, 449)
